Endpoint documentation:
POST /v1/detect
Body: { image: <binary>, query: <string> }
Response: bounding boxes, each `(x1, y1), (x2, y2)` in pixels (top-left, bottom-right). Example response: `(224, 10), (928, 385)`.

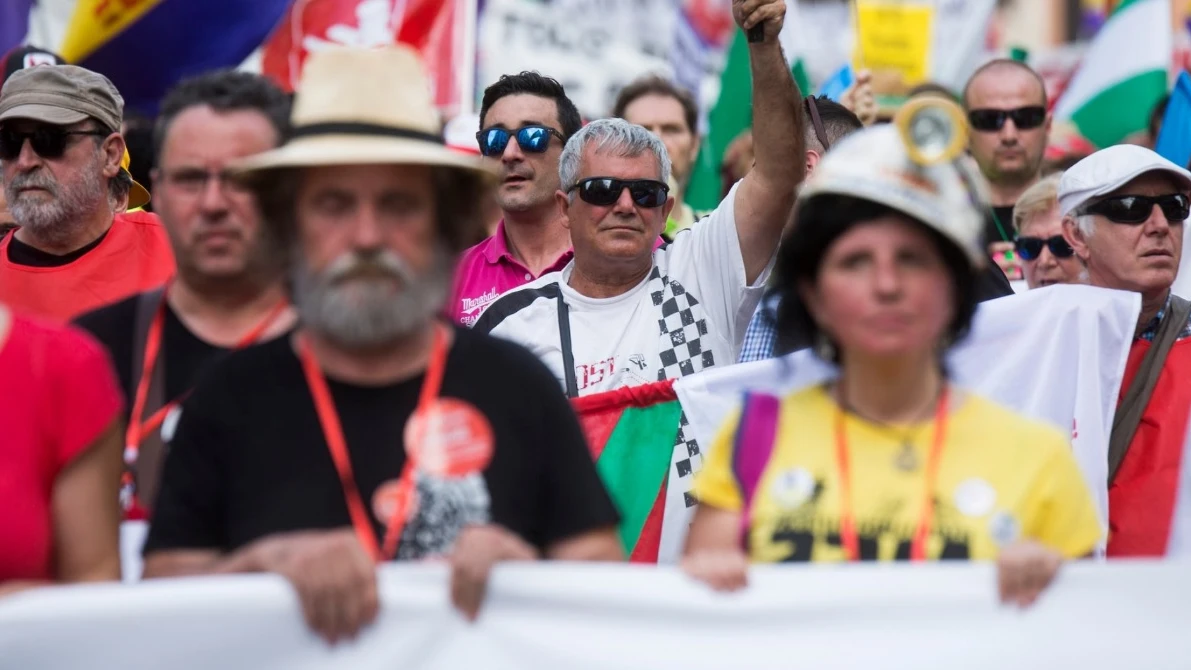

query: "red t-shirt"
(0, 211), (175, 322)
(0, 313), (123, 582)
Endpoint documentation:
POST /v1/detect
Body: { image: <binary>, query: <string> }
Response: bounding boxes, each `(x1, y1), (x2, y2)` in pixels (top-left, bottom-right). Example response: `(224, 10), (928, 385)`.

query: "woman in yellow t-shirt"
(683, 101), (1102, 608)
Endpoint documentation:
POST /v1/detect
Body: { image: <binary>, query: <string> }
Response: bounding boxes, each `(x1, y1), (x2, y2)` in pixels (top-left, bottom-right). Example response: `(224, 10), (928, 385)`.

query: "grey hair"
(109, 169), (132, 211)
(558, 118), (671, 197)
(1075, 214), (1097, 238)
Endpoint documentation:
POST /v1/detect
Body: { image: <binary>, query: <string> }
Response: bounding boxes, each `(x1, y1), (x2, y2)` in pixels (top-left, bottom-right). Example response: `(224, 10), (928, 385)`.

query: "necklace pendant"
(894, 441), (919, 472)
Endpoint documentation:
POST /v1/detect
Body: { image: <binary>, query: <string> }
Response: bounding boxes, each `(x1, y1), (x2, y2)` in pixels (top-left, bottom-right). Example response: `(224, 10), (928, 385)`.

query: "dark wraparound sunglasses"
(568, 177), (669, 208)
(967, 106), (1046, 132)
(1015, 235), (1074, 260)
(475, 125), (565, 157)
(1080, 194), (1190, 224)
(0, 127), (108, 160)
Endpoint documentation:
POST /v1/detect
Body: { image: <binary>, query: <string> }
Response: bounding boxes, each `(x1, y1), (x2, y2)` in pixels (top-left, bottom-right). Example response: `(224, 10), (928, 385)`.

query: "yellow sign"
(853, 0), (934, 93)
(59, 0), (161, 63)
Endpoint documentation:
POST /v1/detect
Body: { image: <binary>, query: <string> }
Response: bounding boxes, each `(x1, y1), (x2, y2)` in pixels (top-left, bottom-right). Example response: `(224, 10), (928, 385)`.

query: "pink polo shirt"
(449, 220), (573, 326)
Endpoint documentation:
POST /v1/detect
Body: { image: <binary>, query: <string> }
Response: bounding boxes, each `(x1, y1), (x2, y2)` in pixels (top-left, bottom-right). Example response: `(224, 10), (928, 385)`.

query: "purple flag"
(0, 0), (34, 55)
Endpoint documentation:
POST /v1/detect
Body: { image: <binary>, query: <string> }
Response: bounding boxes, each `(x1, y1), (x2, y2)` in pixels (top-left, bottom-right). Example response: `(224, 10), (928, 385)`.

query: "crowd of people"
(2, 0), (1189, 646)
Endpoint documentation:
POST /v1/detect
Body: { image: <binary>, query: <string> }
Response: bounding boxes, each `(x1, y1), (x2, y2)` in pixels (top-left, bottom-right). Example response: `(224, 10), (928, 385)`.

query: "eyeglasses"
(805, 96), (831, 151)
(475, 125), (565, 157)
(1080, 194), (1190, 224)
(161, 168), (251, 196)
(0, 127), (109, 160)
(1014, 235), (1074, 260)
(966, 106), (1047, 132)
(568, 177), (670, 208)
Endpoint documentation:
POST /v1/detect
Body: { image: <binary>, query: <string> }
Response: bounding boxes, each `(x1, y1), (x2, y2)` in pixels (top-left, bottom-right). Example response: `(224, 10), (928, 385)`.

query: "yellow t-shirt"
(694, 386), (1103, 562)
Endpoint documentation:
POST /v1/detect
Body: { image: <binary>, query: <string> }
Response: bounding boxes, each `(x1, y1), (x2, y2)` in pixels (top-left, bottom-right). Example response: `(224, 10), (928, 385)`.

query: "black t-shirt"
(6, 228), (108, 266)
(144, 326), (619, 559)
(74, 292), (229, 417)
(987, 205), (1016, 246)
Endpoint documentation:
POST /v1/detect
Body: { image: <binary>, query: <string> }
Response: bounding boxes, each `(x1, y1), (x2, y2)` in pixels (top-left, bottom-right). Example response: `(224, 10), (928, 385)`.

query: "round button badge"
(404, 398), (495, 478)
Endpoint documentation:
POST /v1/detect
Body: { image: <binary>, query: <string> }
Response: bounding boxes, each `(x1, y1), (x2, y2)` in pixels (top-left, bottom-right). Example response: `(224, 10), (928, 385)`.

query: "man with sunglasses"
(963, 60), (1051, 282)
(1058, 145), (1191, 559)
(477, 0), (801, 399)
(0, 64), (174, 321)
(448, 72), (582, 327)
(1012, 173), (1084, 290)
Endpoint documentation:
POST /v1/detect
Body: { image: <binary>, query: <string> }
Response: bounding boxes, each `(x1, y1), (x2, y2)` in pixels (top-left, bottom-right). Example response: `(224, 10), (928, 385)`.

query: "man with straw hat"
(141, 47), (622, 642)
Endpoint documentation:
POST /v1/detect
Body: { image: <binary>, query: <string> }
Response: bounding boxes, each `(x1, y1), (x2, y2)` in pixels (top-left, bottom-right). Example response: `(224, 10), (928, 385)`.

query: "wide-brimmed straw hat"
(234, 46), (494, 181)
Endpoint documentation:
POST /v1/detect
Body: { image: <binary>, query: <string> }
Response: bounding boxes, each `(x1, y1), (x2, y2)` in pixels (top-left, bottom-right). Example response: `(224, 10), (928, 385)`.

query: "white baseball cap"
(1057, 145), (1191, 217)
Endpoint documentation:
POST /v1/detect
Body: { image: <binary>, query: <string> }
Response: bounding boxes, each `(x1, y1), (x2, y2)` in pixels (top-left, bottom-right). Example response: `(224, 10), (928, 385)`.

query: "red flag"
(261, 0), (469, 114)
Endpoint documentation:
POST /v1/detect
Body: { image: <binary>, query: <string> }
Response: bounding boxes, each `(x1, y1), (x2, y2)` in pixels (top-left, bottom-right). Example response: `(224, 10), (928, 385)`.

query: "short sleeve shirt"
(0, 314), (123, 581)
(695, 386), (1103, 562)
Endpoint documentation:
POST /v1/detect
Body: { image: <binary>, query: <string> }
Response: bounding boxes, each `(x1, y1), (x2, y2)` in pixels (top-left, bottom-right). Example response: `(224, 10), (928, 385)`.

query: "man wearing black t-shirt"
(75, 72), (296, 519)
(142, 47), (621, 643)
(963, 60), (1051, 283)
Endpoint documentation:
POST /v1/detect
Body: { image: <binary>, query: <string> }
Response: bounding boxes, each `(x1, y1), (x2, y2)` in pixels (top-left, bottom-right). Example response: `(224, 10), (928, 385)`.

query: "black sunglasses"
(967, 106), (1047, 132)
(1014, 235), (1074, 260)
(1080, 194), (1190, 224)
(568, 177), (669, 208)
(0, 127), (109, 160)
(475, 125), (565, 157)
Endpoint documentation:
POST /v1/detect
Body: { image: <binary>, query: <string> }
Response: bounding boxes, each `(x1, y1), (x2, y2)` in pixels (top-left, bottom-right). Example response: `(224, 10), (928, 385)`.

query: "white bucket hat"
(1057, 144), (1191, 218)
(795, 97), (989, 268)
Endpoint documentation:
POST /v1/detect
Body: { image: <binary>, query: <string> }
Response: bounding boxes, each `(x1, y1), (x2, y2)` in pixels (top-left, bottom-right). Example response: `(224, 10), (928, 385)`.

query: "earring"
(814, 333), (836, 361)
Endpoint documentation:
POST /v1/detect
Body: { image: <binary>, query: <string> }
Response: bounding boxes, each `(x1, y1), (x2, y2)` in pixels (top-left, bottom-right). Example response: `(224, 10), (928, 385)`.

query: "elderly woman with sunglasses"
(683, 100), (1103, 607)
(1012, 173), (1086, 289)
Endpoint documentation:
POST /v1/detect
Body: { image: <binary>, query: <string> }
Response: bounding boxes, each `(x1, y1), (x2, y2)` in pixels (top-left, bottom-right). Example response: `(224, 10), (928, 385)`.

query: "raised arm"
(732, 0), (805, 284)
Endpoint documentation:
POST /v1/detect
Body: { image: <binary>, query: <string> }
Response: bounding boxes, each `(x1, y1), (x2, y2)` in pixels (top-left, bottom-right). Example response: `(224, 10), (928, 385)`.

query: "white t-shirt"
(474, 184), (767, 397)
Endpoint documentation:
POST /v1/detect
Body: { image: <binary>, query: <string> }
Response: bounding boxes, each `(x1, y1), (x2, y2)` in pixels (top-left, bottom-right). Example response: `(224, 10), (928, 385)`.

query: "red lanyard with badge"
(122, 291), (288, 516)
(299, 322), (455, 562)
(832, 384), (951, 562)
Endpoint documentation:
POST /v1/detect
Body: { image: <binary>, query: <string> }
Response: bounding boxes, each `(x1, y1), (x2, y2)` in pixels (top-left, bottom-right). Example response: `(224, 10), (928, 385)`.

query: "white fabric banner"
(670, 284), (1140, 561)
(3, 562), (1191, 669)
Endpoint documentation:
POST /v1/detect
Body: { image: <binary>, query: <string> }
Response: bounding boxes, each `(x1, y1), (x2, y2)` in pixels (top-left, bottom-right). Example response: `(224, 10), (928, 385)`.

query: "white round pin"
(771, 468), (815, 509)
(988, 511), (1021, 546)
(953, 478), (996, 517)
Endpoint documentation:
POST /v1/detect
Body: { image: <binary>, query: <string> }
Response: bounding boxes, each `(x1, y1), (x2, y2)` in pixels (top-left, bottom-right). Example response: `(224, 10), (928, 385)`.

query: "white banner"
(670, 284), (1140, 561)
(477, 0), (676, 118)
(3, 562), (1191, 669)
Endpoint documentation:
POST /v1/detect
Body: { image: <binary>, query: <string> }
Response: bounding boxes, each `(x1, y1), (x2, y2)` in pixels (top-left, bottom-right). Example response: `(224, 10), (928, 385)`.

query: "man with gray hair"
(0, 64), (174, 321)
(1059, 144), (1191, 558)
(476, 0), (802, 396)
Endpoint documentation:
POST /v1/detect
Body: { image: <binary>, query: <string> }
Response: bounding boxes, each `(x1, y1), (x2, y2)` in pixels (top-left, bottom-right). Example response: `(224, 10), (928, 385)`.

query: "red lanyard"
(122, 292), (288, 512)
(833, 385), (950, 562)
(299, 322), (449, 563)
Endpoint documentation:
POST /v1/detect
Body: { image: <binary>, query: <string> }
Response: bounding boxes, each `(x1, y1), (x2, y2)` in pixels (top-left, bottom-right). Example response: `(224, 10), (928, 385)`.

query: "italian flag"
(573, 380), (685, 562)
(1054, 0), (1171, 148)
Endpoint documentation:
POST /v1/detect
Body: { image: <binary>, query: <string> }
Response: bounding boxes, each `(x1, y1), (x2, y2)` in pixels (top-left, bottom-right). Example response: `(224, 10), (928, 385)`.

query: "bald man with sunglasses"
(1059, 145), (1191, 559)
(0, 64), (173, 321)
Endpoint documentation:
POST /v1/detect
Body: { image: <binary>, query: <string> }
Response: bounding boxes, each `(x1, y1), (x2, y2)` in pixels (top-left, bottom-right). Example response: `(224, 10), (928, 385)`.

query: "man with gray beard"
(0, 64), (174, 321)
(142, 47), (621, 645)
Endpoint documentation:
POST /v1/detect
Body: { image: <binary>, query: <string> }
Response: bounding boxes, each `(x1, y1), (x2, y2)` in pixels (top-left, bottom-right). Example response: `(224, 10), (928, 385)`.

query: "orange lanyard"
(122, 292), (288, 513)
(833, 385), (950, 562)
(299, 322), (449, 563)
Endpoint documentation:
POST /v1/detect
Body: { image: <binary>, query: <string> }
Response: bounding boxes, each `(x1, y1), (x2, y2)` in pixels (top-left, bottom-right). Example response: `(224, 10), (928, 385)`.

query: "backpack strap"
(731, 392), (782, 551)
(1108, 294), (1191, 483)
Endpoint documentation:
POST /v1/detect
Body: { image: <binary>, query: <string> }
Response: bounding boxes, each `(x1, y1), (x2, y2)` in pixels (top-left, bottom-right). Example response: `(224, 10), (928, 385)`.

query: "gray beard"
(293, 246), (453, 350)
(4, 160), (105, 248)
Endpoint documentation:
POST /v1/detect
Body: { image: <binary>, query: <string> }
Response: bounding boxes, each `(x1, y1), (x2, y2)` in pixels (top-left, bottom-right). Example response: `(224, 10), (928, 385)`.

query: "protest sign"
(853, 0), (934, 103)
(3, 562), (1191, 669)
